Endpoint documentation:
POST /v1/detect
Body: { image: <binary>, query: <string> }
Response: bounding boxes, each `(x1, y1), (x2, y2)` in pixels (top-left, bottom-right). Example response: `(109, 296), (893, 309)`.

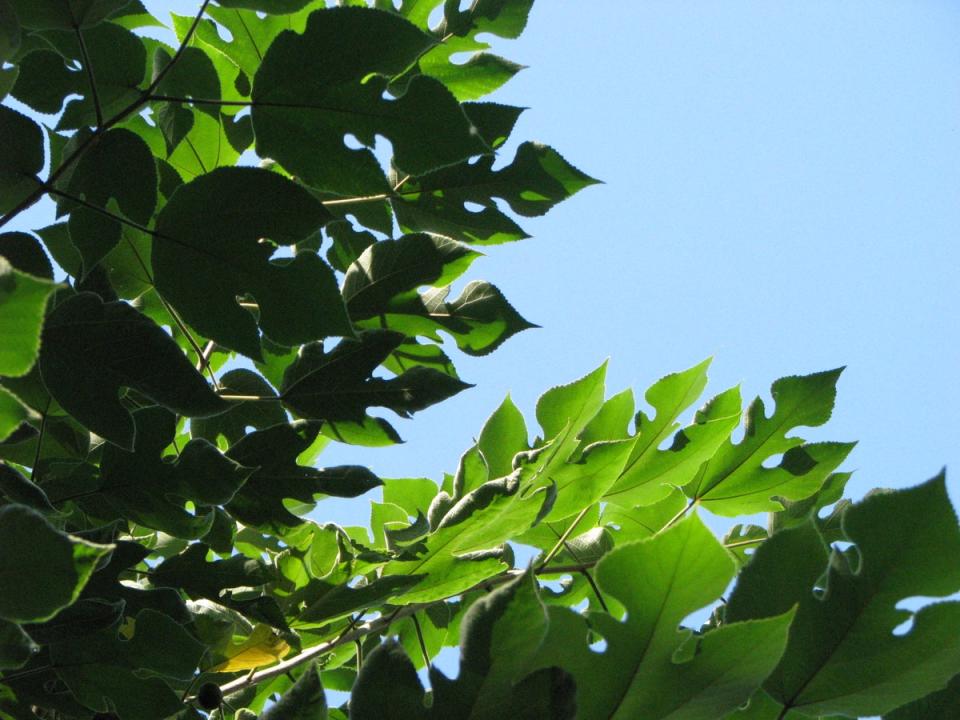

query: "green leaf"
(0, 619), (36, 670)
(0, 461), (53, 510)
(394, 143), (599, 245)
(11, 49), (75, 114)
(8, 0), (130, 29)
(884, 674), (960, 720)
(400, 0), (534, 102)
(52, 23), (146, 129)
(150, 45), (221, 153)
(528, 515), (795, 720)
(86, 407), (254, 538)
(39, 293), (228, 449)
(354, 572), (574, 720)
(215, 0), (315, 12)
(685, 369), (855, 515)
(0, 231), (54, 279)
(0, 0), (20, 63)
(56, 128), (157, 274)
(0, 105), (43, 215)
(342, 233), (479, 320)
(0, 257), (54, 377)
(260, 662), (327, 720)
(0, 388), (28, 442)
(281, 332), (472, 423)
(725, 474), (960, 717)
(192, 369), (287, 447)
(226, 422), (382, 532)
(477, 395), (528, 481)
(175, 3), (320, 81)
(152, 543), (273, 599)
(0, 504), (112, 623)
(51, 609), (206, 720)
(383, 472), (548, 603)
(361, 280), (536, 357)
(299, 574), (424, 625)
(351, 640), (429, 720)
(252, 7), (488, 196)
(154, 166), (347, 359)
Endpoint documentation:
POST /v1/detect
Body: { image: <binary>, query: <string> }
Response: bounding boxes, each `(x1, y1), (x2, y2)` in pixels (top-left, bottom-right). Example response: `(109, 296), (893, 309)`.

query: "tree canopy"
(0, 1), (957, 719)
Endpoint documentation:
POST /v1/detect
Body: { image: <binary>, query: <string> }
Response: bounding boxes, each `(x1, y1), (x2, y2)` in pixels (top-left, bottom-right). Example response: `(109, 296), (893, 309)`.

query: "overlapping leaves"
(0, 2), (954, 720)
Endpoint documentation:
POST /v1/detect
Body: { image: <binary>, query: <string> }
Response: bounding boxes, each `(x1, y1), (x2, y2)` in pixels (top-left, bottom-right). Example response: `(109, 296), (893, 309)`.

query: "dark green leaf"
(0, 0), (20, 63)
(87, 406), (253, 538)
(260, 662), (327, 720)
(299, 574), (423, 624)
(0, 462), (53, 510)
(11, 49), (75, 114)
(726, 474), (960, 717)
(365, 280), (536, 356)
(8, 0), (130, 29)
(528, 515), (794, 720)
(885, 674), (960, 720)
(226, 422), (381, 531)
(52, 23), (146, 129)
(0, 503), (112, 622)
(0, 232), (53, 279)
(154, 166), (347, 359)
(342, 234), (478, 320)
(39, 293), (228, 449)
(152, 543), (273, 599)
(215, 0), (315, 12)
(0, 619), (36, 669)
(394, 143), (598, 245)
(252, 7), (488, 196)
(0, 105), (43, 216)
(351, 640), (429, 720)
(57, 128), (157, 273)
(192, 369), (287, 447)
(23, 597), (124, 644)
(52, 609), (206, 720)
(281, 331), (471, 423)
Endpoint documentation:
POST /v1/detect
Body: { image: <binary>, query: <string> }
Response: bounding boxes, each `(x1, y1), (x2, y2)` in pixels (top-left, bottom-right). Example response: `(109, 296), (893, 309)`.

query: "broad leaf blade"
(154, 166), (347, 359)
(726, 474), (960, 717)
(39, 293), (227, 449)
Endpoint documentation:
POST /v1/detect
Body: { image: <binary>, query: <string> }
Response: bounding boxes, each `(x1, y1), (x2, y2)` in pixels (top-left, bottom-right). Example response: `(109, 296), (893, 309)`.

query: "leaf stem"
(74, 25), (103, 128)
(411, 613), (431, 669)
(538, 506), (590, 570)
(659, 498), (697, 534)
(29, 399), (51, 483)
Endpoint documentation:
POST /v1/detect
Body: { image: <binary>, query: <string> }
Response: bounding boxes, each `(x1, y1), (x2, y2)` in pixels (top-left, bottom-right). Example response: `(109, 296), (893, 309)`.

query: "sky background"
(6, 0), (959, 712)
(8, 0), (959, 532)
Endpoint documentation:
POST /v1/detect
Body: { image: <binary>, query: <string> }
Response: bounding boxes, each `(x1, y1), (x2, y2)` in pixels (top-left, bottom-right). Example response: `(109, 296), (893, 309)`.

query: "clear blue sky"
(10, 2), (960, 522)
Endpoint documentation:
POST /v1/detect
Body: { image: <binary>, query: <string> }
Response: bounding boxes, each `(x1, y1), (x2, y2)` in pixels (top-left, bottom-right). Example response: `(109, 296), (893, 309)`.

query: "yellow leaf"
(207, 624), (290, 673)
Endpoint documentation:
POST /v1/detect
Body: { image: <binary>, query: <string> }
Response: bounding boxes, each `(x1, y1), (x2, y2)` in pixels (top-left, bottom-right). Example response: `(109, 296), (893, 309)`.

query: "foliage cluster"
(0, 1), (958, 719)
